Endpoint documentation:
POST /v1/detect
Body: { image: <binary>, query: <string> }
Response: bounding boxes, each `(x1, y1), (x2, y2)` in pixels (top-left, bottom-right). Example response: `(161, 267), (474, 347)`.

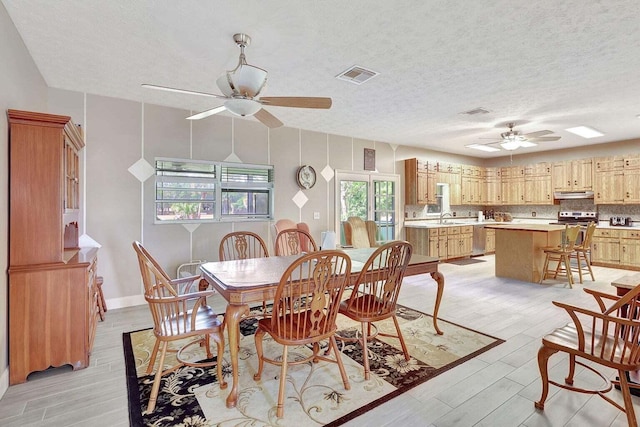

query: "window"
(155, 158), (274, 223)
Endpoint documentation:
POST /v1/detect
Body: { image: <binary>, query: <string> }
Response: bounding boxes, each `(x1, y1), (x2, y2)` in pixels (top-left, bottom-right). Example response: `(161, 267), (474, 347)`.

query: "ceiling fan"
(468, 122), (561, 151)
(142, 33), (332, 129)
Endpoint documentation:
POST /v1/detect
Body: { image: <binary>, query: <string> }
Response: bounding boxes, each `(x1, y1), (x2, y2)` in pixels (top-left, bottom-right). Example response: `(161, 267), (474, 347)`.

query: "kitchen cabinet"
(436, 162), (462, 205)
(621, 229), (640, 269)
(524, 163), (553, 205)
(483, 167), (501, 205)
(447, 225), (473, 258)
(428, 228), (448, 260)
(593, 156), (624, 204)
(405, 227), (429, 256)
(405, 158), (436, 205)
(552, 159), (592, 192)
(501, 166), (525, 205)
(485, 228), (496, 253)
(623, 156), (640, 203)
(7, 110), (99, 385)
(591, 228), (620, 267)
(461, 165), (483, 205)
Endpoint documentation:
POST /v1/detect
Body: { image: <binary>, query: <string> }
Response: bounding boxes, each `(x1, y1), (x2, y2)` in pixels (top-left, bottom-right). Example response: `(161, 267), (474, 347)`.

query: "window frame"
(154, 157), (274, 224)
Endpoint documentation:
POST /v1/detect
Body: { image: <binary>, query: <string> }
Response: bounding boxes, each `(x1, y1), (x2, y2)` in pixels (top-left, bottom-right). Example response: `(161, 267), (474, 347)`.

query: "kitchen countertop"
(404, 219), (640, 229)
(484, 223), (567, 232)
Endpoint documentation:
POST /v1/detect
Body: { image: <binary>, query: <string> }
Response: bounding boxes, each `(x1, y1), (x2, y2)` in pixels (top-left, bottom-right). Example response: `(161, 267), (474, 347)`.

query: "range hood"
(553, 191), (594, 200)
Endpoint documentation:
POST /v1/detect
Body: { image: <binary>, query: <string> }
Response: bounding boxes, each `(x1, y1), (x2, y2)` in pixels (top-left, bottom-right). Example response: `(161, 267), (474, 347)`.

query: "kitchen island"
(485, 223), (567, 283)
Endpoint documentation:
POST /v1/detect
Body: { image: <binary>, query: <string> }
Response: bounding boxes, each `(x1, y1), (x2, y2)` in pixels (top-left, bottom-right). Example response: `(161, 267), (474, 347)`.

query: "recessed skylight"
(466, 144), (500, 152)
(565, 126), (604, 139)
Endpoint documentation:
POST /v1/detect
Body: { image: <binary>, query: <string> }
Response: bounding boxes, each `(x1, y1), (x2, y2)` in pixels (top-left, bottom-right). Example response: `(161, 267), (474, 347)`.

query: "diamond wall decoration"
(182, 223), (201, 233)
(321, 165), (334, 182)
(224, 152), (242, 163)
(128, 158), (155, 182)
(292, 190), (309, 208)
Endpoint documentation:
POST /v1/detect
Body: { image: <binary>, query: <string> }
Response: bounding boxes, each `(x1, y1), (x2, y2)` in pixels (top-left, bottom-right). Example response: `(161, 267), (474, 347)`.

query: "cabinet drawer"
(593, 229), (620, 238)
(439, 228), (448, 236)
(428, 228), (440, 238)
(447, 226), (460, 235)
(621, 230), (640, 239)
(460, 225), (474, 234)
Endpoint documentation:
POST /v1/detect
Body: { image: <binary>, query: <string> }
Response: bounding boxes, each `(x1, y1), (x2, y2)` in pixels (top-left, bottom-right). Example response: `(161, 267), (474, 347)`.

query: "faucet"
(439, 211), (453, 224)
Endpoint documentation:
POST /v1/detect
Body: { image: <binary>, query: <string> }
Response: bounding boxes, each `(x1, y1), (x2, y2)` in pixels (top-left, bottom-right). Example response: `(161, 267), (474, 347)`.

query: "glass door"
(335, 171), (400, 246)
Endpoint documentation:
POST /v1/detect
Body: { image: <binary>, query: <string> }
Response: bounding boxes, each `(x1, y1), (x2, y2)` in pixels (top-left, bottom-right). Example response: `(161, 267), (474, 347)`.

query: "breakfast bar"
(485, 223), (567, 283)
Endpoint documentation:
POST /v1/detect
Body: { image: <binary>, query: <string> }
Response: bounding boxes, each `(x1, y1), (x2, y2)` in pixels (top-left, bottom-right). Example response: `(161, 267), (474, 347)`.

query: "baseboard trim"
(104, 294), (146, 310)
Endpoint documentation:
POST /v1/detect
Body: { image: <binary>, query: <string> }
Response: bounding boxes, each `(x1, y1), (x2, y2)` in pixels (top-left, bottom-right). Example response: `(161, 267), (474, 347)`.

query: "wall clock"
(296, 165), (316, 189)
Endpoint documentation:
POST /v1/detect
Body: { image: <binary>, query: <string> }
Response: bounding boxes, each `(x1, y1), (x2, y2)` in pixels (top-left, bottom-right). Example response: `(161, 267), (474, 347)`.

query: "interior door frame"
(334, 170), (401, 244)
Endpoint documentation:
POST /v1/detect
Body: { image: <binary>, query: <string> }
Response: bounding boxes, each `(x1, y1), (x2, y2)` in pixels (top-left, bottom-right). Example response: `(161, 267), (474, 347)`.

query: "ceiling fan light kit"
(470, 122), (559, 152)
(143, 33), (331, 129)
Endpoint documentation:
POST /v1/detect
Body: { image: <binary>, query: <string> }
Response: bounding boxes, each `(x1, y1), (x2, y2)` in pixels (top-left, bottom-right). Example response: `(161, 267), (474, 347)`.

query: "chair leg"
(146, 338), (161, 375)
(585, 251), (595, 281)
(276, 346), (289, 418)
(253, 328), (266, 381)
(392, 314), (410, 361)
(619, 369), (639, 427)
(565, 354), (576, 385)
(575, 252), (584, 284)
(564, 255), (573, 288)
(329, 336), (351, 391)
(211, 331), (227, 389)
(146, 341), (168, 414)
(534, 344), (558, 410)
(540, 254), (551, 284)
(360, 321), (371, 380)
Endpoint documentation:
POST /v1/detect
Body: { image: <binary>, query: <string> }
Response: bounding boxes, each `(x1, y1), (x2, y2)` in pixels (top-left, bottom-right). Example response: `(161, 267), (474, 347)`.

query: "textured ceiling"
(3, 0), (640, 158)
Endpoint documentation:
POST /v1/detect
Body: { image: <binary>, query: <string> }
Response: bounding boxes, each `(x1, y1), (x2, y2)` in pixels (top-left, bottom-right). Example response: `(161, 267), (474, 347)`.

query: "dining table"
(199, 247), (443, 408)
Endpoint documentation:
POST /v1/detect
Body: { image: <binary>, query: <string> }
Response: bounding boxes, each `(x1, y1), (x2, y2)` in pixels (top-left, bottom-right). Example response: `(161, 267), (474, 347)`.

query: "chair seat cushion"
(543, 323), (639, 368)
(339, 295), (391, 321)
(258, 312), (334, 342)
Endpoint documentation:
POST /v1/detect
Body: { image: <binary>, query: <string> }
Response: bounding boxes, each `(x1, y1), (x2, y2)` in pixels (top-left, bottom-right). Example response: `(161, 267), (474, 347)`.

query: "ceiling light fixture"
(466, 143), (500, 152)
(565, 126), (604, 138)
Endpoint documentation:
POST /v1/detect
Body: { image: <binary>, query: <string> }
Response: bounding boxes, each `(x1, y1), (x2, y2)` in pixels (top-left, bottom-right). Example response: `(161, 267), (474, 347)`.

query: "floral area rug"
(124, 304), (503, 426)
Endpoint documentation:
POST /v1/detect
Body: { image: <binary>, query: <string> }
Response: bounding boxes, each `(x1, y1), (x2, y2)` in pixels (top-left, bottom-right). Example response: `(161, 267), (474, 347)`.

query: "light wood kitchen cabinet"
(436, 162), (462, 205)
(405, 158), (436, 205)
(500, 166), (525, 205)
(483, 167), (501, 205)
(7, 110), (99, 385)
(461, 165), (483, 205)
(428, 228), (448, 260)
(524, 163), (553, 204)
(593, 156), (624, 204)
(447, 225), (473, 258)
(591, 228), (620, 267)
(485, 228), (496, 253)
(552, 159), (593, 192)
(623, 157), (640, 203)
(405, 227), (430, 256)
(620, 229), (640, 269)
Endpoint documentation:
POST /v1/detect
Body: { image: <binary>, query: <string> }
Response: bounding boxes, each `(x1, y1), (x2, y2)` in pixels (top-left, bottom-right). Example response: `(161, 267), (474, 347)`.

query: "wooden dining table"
(200, 247), (443, 408)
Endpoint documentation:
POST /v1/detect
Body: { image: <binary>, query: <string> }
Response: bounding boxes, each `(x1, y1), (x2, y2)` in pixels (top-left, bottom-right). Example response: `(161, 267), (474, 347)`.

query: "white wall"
(0, 2), (48, 397)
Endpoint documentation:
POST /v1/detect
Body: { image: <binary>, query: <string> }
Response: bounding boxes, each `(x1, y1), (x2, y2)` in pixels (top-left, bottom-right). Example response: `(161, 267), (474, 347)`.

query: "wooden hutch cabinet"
(7, 110), (99, 385)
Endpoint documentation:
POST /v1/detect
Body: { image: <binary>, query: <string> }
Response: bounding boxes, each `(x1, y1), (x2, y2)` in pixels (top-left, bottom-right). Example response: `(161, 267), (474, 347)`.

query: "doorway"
(334, 171), (400, 246)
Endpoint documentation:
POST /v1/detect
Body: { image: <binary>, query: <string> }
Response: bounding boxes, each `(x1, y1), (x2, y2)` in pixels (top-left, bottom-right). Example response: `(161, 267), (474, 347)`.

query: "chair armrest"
(170, 274), (202, 293)
(583, 288), (622, 313)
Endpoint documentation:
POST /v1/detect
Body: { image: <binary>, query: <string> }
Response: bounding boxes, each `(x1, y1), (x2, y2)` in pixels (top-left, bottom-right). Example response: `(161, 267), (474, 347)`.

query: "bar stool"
(570, 221), (596, 283)
(540, 225), (581, 288)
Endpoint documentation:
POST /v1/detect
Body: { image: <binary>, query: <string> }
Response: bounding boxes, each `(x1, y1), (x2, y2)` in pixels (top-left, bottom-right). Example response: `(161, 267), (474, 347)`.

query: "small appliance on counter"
(609, 216), (633, 227)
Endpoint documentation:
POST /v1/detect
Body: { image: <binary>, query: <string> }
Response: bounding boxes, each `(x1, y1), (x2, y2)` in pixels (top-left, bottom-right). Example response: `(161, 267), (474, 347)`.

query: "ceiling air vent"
(336, 66), (379, 85)
(460, 107), (490, 115)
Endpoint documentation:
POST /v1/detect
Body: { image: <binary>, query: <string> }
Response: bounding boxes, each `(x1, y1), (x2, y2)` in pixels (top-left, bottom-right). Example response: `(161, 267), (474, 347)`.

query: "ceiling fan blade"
(259, 97), (332, 109)
(523, 130), (553, 138)
(528, 136), (561, 142)
(186, 105), (227, 120)
(254, 109), (284, 128)
(142, 84), (226, 99)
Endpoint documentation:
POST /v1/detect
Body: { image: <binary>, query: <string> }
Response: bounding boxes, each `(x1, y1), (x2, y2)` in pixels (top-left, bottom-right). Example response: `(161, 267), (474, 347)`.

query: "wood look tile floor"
(1, 255), (639, 426)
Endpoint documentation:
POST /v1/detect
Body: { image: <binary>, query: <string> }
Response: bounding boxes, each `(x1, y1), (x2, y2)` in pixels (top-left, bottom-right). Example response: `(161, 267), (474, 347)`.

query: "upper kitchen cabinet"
(524, 162), (553, 205)
(500, 165), (525, 205)
(594, 156), (624, 204)
(623, 154), (640, 203)
(436, 162), (462, 205)
(461, 165), (483, 205)
(405, 158), (436, 205)
(552, 159), (593, 192)
(483, 167), (501, 205)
